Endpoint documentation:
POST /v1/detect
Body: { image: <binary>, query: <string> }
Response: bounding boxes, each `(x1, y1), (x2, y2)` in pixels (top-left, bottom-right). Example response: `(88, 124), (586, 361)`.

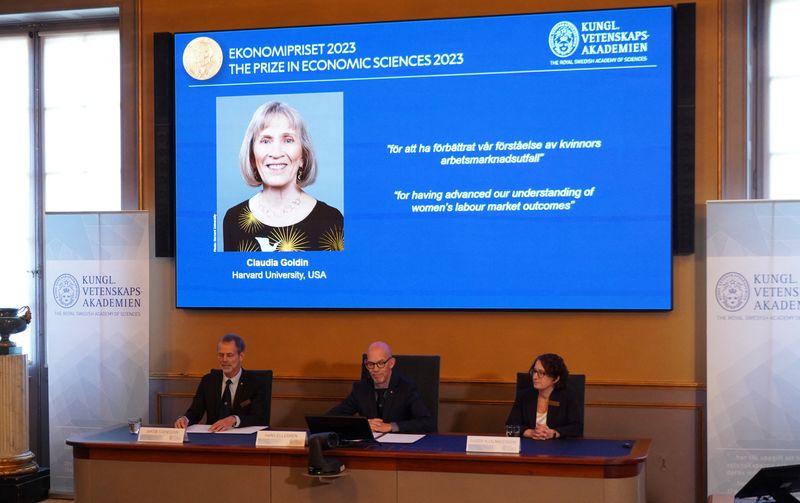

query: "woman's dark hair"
(530, 353), (569, 390)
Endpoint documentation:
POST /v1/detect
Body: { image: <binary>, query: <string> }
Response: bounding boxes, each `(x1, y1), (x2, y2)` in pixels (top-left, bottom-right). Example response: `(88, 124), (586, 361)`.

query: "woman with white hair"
(223, 101), (343, 252)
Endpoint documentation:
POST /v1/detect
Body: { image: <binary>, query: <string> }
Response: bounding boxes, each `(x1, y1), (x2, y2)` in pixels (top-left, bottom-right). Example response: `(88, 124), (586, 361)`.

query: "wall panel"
(139, 0), (718, 386)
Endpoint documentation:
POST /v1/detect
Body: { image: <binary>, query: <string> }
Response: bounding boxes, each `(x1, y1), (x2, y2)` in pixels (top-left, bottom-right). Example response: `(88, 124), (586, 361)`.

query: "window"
(0, 35), (35, 354)
(43, 30), (121, 211)
(766, 0), (800, 198)
(0, 24), (121, 357)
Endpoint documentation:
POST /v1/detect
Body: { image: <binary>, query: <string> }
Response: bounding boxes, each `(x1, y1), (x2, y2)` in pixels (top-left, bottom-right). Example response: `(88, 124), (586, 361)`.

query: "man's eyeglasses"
(530, 368), (548, 378)
(364, 358), (393, 370)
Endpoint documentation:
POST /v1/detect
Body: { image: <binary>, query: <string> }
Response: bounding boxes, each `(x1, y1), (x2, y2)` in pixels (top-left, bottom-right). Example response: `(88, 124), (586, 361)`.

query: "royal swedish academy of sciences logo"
(548, 21), (580, 58)
(715, 272), (749, 312)
(53, 273), (80, 309)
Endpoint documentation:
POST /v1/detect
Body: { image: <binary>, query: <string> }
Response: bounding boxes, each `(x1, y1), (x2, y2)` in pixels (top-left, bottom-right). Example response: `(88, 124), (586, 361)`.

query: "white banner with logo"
(707, 200), (800, 495)
(45, 212), (149, 494)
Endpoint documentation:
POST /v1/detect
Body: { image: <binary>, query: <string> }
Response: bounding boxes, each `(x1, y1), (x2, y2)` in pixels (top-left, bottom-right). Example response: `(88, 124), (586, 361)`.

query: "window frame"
(722, 0), (797, 200)
(0, 9), (137, 476)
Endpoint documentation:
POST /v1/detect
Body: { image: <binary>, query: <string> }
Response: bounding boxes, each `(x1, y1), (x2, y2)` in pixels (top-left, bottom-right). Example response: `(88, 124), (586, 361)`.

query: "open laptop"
(305, 415), (380, 447)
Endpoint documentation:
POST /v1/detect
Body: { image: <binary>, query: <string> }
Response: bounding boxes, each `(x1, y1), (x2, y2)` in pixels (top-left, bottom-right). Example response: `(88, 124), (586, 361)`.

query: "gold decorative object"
(0, 305), (38, 475)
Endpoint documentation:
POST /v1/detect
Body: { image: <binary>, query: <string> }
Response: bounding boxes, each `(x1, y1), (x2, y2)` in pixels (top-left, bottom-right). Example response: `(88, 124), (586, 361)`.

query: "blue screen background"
(174, 7), (673, 309)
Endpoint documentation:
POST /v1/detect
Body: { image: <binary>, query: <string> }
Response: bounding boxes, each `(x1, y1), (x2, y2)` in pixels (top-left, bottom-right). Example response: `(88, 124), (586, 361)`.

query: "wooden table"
(68, 427), (649, 502)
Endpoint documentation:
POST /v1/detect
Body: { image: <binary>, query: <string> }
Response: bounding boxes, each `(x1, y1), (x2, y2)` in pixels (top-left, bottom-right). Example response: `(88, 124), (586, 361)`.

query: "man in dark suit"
(327, 341), (434, 433)
(174, 334), (267, 431)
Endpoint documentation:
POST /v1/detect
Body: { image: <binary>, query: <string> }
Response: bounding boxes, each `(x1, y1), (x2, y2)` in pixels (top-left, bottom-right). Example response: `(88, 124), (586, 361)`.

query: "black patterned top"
(223, 199), (344, 252)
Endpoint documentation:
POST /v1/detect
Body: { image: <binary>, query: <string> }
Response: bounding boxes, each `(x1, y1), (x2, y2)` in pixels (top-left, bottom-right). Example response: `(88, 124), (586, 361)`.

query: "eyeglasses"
(364, 358), (393, 370)
(530, 368), (548, 378)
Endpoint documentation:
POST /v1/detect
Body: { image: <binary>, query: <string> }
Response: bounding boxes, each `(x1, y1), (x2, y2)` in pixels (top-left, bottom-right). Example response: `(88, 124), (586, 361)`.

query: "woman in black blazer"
(505, 353), (583, 440)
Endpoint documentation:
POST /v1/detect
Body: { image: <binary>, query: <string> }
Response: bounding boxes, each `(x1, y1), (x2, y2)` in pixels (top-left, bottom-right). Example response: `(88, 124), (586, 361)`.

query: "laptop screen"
(305, 415), (377, 443)
(736, 464), (800, 502)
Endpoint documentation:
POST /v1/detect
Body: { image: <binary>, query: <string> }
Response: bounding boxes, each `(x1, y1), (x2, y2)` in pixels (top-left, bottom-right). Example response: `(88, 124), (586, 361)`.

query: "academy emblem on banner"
(52, 273), (80, 309)
(715, 272), (749, 312)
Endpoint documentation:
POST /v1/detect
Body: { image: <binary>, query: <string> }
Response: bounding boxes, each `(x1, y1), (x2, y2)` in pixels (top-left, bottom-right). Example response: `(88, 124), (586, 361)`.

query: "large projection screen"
(173, 7), (673, 309)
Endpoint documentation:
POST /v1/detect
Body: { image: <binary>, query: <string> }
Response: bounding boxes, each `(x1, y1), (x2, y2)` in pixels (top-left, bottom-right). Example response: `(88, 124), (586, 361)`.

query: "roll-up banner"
(45, 212), (149, 494)
(707, 200), (800, 495)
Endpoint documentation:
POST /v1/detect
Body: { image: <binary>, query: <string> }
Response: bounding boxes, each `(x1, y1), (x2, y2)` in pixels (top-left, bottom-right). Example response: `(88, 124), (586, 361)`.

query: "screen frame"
(166, 5), (687, 312)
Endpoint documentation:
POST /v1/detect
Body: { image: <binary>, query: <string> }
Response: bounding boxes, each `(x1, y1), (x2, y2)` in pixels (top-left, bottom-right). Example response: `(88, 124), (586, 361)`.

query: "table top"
(67, 425), (649, 478)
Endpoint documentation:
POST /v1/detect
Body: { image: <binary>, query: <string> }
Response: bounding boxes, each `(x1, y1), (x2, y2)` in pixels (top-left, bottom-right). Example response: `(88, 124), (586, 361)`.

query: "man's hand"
(209, 415), (237, 432)
(368, 418), (393, 433)
(174, 416), (189, 429)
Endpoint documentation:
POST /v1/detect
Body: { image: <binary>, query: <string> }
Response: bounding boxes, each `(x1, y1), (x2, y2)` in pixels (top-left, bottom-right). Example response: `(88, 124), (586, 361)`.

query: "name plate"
(256, 430), (307, 448)
(137, 427), (185, 444)
(466, 435), (520, 453)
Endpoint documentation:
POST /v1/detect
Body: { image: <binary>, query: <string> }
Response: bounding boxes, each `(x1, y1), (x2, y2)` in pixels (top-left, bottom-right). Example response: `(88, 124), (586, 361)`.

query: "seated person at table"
(326, 341), (435, 434)
(506, 353), (583, 440)
(174, 334), (268, 432)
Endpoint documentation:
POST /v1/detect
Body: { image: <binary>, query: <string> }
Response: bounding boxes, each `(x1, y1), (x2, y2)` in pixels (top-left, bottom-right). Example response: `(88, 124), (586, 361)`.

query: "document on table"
(375, 433), (425, 444)
(186, 425), (268, 434)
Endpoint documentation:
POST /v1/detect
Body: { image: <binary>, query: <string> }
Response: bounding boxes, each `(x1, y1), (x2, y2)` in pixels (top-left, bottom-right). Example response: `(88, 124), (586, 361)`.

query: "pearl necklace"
(257, 195), (301, 218)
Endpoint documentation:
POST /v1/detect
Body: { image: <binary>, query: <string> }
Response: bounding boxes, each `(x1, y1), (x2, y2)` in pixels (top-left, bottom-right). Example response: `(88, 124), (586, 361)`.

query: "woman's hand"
(527, 424), (558, 440)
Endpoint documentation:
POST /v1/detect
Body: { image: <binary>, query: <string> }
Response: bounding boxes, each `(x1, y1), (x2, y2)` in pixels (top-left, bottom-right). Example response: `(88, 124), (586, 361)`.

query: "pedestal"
(0, 354), (38, 476)
(0, 468), (50, 503)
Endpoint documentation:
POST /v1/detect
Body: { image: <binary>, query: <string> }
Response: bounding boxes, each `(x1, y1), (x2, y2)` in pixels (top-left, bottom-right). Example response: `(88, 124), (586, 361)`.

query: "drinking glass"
(127, 417), (142, 435)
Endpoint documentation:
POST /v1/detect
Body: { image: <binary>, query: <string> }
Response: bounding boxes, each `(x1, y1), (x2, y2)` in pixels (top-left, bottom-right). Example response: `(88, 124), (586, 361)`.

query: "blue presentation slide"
(174, 7), (673, 309)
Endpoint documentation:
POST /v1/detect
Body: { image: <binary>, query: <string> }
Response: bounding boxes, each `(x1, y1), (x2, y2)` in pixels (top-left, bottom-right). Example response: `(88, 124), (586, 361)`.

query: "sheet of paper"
(375, 433), (425, 444)
(186, 424), (268, 434)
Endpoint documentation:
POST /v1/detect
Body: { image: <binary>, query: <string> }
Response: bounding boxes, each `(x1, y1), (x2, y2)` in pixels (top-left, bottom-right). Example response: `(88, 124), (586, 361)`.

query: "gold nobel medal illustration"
(182, 37), (223, 80)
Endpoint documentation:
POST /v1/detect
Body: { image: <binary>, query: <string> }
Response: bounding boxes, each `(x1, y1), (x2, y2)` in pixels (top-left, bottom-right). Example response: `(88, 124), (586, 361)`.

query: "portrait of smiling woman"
(223, 101), (344, 252)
